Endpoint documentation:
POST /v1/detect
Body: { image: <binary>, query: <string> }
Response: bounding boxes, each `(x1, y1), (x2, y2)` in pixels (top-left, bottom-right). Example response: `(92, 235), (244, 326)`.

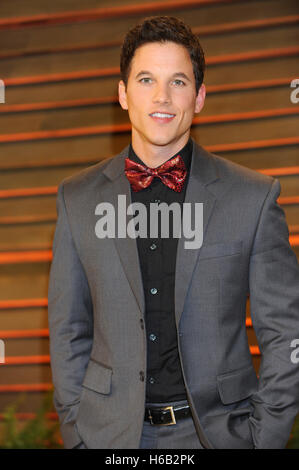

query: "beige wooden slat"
(1, 25), (299, 78)
(276, 175), (299, 197)
(2, 16), (298, 60)
(0, 133), (131, 167)
(200, 24), (299, 56)
(190, 115), (299, 147)
(222, 145), (299, 171)
(0, 106), (297, 144)
(0, 86), (296, 135)
(0, 102), (127, 135)
(0, 222), (56, 252)
(284, 206), (299, 227)
(3, 47), (299, 83)
(0, 77), (293, 119)
(0, 165), (90, 190)
(0, 0), (240, 29)
(0, 308), (48, 331)
(0, 264), (50, 301)
(4, 55), (299, 107)
(0, 196), (57, 220)
(4, 76), (120, 106)
(0, 0), (297, 51)
(1, 338), (49, 357)
(206, 55), (299, 86)
(0, 0), (177, 18)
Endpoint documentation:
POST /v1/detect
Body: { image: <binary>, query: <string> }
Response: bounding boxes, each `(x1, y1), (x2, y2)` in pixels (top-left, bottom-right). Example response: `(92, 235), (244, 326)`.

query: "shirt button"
(149, 242), (157, 251)
(149, 377), (155, 384)
(149, 333), (157, 342)
(150, 287), (158, 295)
(139, 371), (145, 382)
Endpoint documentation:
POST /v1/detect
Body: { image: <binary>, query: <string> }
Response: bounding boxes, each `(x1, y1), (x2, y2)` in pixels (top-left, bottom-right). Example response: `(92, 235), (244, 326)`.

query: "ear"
(194, 83), (206, 114)
(118, 80), (128, 110)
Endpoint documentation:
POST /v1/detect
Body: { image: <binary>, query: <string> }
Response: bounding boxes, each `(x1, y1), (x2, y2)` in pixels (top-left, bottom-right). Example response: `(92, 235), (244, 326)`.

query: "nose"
(152, 82), (170, 104)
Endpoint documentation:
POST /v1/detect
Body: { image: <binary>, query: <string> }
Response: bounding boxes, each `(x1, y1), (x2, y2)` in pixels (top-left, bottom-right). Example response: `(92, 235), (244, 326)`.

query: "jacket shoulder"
(211, 151), (274, 188)
(59, 155), (115, 191)
(203, 149), (277, 206)
(193, 141), (277, 204)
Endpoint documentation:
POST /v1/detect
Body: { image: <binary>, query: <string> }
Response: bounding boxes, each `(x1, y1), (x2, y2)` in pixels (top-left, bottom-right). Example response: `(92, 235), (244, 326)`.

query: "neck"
(131, 132), (190, 168)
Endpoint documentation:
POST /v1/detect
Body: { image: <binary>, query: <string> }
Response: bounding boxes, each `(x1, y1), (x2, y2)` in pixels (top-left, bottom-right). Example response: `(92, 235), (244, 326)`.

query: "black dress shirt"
(128, 138), (193, 403)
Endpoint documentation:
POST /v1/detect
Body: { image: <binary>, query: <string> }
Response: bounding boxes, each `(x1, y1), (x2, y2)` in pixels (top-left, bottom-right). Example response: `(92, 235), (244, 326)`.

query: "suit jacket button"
(140, 319), (144, 330)
(139, 371), (145, 382)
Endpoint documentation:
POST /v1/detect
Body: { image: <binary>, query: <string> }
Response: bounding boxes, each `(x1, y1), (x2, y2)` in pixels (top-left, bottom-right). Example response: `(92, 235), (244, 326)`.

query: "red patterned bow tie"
(125, 154), (187, 192)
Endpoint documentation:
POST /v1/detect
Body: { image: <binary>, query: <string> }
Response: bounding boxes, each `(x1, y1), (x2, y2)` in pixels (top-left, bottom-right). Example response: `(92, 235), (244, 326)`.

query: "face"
(118, 41), (206, 163)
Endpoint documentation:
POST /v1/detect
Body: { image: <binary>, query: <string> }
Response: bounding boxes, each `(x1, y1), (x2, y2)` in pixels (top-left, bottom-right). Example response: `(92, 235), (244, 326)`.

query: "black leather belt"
(144, 404), (191, 425)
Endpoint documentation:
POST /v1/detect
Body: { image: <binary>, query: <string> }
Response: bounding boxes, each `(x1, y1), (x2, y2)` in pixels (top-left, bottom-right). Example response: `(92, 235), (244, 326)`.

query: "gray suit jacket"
(48, 140), (299, 449)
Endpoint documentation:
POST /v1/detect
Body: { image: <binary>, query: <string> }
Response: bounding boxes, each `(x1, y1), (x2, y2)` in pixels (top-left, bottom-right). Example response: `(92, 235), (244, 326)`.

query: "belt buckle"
(160, 406), (176, 426)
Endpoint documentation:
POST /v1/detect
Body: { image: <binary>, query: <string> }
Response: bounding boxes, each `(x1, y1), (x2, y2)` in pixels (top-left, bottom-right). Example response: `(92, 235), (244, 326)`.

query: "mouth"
(149, 112), (176, 123)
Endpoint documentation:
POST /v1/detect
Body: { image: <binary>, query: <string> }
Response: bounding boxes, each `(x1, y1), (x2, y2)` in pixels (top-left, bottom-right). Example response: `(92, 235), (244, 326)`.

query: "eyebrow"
(135, 71), (191, 82)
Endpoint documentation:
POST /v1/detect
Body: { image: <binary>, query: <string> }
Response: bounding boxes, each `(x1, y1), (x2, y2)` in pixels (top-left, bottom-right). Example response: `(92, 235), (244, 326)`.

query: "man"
(48, 16), (299, 449)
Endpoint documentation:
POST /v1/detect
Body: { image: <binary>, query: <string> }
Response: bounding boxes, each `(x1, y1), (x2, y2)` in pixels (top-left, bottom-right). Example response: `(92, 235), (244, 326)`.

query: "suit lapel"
(174, 141), (219, 328)
(101, 146), (145, 316)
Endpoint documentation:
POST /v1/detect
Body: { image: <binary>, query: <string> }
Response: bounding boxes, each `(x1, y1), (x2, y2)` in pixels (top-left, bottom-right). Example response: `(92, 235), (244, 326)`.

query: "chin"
(146, 133), (178, 147)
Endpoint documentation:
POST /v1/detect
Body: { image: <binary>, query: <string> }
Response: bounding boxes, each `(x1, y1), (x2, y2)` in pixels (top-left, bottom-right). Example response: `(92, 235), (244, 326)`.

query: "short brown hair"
(120, 16), (205, 93)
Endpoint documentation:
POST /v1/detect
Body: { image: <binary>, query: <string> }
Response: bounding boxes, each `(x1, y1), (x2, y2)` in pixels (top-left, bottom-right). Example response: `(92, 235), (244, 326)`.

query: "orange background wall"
(0, 0), (298, 444)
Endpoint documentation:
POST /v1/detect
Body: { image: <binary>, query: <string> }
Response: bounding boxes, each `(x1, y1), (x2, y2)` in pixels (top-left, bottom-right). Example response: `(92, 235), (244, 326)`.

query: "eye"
(139, 77), (152, 84)
(172, 79), (185, 87)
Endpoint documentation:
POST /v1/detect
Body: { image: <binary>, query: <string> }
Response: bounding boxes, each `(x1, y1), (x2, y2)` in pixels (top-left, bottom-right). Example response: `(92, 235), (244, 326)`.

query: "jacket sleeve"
(248, 178), (299, 448)
(48, 181), (94, 448)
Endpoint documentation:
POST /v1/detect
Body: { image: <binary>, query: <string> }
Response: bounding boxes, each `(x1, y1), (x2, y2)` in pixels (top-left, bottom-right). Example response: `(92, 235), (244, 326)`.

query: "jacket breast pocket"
(82, 358), (113, 395)
(217, 364), (258, 405)
(198, 240), (243, 261)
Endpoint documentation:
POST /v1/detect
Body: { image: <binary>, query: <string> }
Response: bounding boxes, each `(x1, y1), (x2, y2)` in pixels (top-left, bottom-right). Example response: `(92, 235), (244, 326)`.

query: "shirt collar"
(128, 138), (193, 173)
